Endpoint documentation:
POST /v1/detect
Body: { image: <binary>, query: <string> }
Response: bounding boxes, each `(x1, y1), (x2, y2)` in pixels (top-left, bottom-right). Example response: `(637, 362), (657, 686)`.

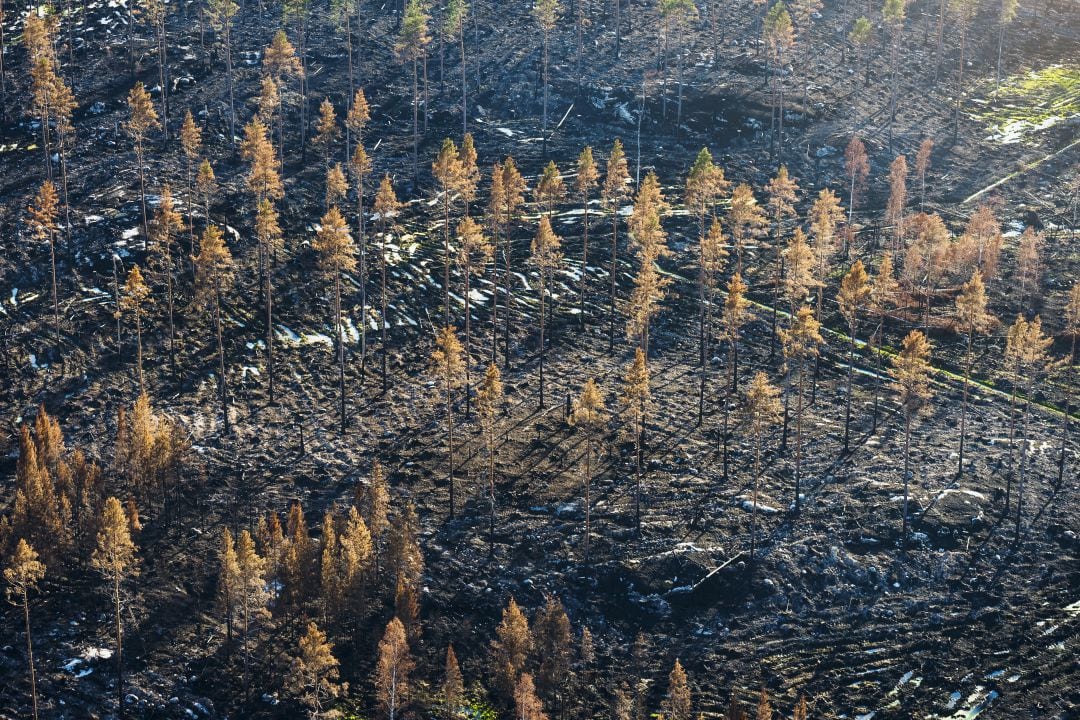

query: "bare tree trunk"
(538, 276), (546, 408)
(1058, 335), (1076, 486)
(214, 280), (230, 434)
(609, 207), (619, 351)
(794, 364), (805, 514)
(21, 592), (39, 720)
(135, 310), (144, 393)
(584, 434), (592, 562)
(447, 373), (456, 518)
(580, 190), (589, 329)
(114, 575), (123, 716)
(957, 331), (973, 477)
(902, 413), (911, 546)
(843, 321), (856, 451)
(1015, 388), (1033, 541)
(265, 250), (275, 403)
(336, 274), (346, 433)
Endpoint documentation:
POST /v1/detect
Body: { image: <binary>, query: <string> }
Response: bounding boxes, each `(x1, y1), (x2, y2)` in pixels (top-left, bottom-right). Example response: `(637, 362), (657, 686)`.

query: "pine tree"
(533, 0), (562, 152)
(445, 0), (470, 135)
(660, 0), (697, 133)
(492, 596), (532, 699)
(626, 172), (670, 356)
(1058, 282), (1080, 486)
(570, 378), (606, 562)
(778, 306), (823, 514)
(619, 348), (652, 532)
(792, 694), (808, 720)
(346, 86), (371, 163)
(387, 501), (424, 591)
(530, 216), (564, 407)
(575, 146), (600, 326)
(396, 0), (431, 178)
(535, 160), (566, 217)
(869, 253), (900, 430)
(262, 30), (303, 170)
(364, 460), (391, 582)
(459, 134), (480, 215)
(206, 0), (239, 144)
(92, 497), (139, 714)
(534, 595), (573, 712)
(314, 96), (340, 171)
(4, 539), (45, 720)
(954, 270), (995, 478)
(27, 181), (61, 350)
(193, 224), (235, 434)
(326, 164), (348, 210)
(433, 138), (465, 325)
(443, 645), (464, 720)
(837, 259), (870, 450)
(11, 419), (72, 566)
(218, 527), (240, 660)
(515, 672), (548, 720)
(288, 621), (346, 718)
(374, 175), (403, 393)
(337, 506), (373, 629)
(350, 140), (373, 382)
(755, 689), (772, 720)
(255, 199), (284, 403)
(376, 617), (414, 720)
(698, 218), (729, 424)
(394, 570), (421, 643)
(728, 183), (766, 274)
(742, 372), (782, 569)
(150, 185), (183, 380)
(196, 159), (217, 234)
(1003, 315), (1053, 539)
(456, 217), (492, 413)
(914, 138), (933, 209)
(476, 363), (504, 550)
(848, 16), (873, 96)
(431, 327), (466, 516)
(604, 140), (632, 350)
(844, 136), (869, 229)
(235, 530), (267, 692)
(959, 204), (1003, 280)
(903, 212), (951, 330)
(883, 0), (906, 148)
(664, 659), (691, 720)
(120, 265), (152, 392)
(764, 165), (798, 355)
(314, 206), (357, 434)
(762, 2), (793, 158)
(496, 157), (527, 367)
(885, 154), (908, 253)
(179, 110), (203, 269)
(1015, 226), (1043, 314)
(241, 116), (284, 203)
(891, 330), (933, 545)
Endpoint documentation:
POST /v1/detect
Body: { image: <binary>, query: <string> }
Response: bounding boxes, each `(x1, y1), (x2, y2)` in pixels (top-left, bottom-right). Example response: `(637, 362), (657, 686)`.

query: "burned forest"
(1, 0), (1079, 717)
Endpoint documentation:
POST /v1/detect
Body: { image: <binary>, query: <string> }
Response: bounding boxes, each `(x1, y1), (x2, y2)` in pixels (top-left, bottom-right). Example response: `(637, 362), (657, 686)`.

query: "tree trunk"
(902, 413), (911, 546)
(265, 249), (275, 403)
(1015, 389), (1033, 541)
(843, 322), (855, 451)
(336, 274), (346, 433)
(1058, 335), (1075, 486)
(49, 230), (60, 351)
(580, 191), (589, 329)
(114, 575), (123, 716)
(214, 282), (230, 434)
(538, 276), (546, 408)
(225, 24), (236, 147)
(135, 310), (144, 393)
(443, 195), (452, 326)
(609, 206), (619, 351)
(381, 231), (389, 393)
(447, 375), (456, 518)
(957, 331), (973, 477)
(22, 592), (39, 720)
(412, 58), (419, 180)
(461, 32), (468, 136)
(584, 434), (592, 562)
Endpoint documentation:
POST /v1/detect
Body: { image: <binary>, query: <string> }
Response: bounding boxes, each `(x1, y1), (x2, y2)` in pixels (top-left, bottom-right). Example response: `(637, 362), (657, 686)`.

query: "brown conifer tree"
(4, 539), (45, 720)
(778, 306), (823, 514)
(179, 110), (203, 269)
(1004, 315), (1053, 539)
(456, 215), (493, 411)
(687, 148), (729, 392)
(764, 165), (798, 353)
(869, 253), (900, 430)
(433, 138), (465, 325)
(431, 327), (466, 516)
(350, 141), (373, 381)
(492, 596), (532, 699)
(837, 259), (871, 450)
(534, 595), (573, 711)
(536, 161), (566, 217)
(575, 146), (600, 325)
(364, 461), (391, 582)
(698, 218), (729, 423)
(570, 378), (606, 561)
(27, 181), (61, 350)
(743, 372), (782, 569)
(603, 140), (632, 349)
(891, 330), (933, 545)
(126, 83), (160, 241)
(619, 348), (652, 532)
(218, 527), (240, 660)
(376, 617), (414, 720)
(885, 154), (908, 254)
(254, 199), (283, 403)
(150, 185), (183, 380)
(314, 206), (357, 433)
(193, 224), (235, 433)
(954, 270), (995, 477)
(1015, 226), (1043, 314)
(374, 175), (402, 393)
(495, 157), (527, 367)
(476, 363), (505, 550)
(728, 183), (767, 275)
(443, 644), (464, 720)
(314, 96), (339, 171)
(914, 138), (933, 209)
(755, 689), (772, 720)
(287, 621), (345, 718)
(515, 672), (548, 720)
(530, 216), (564, 407)
(664, 659), (691, 720)
(844, 136), (869, 229)
(262, 30), (303, 170)
(721, 272), (751, 476)
(120, 265), (152, 393)
(92, 497), (139, 713)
